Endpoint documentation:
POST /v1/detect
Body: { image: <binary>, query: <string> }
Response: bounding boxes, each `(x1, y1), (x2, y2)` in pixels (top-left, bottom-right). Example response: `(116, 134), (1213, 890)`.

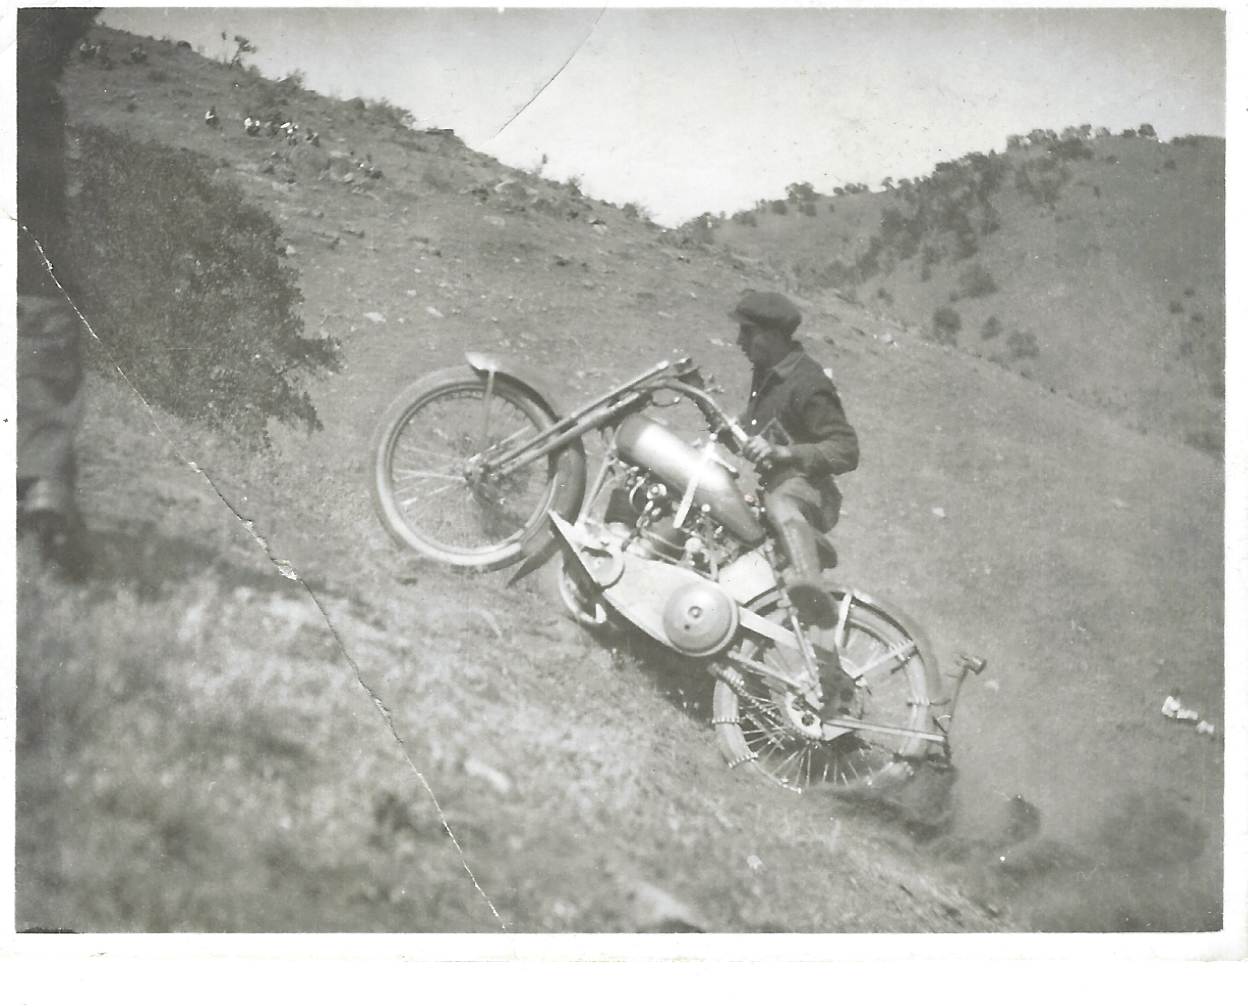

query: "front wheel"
(371, 366), (586, 570)
(712, 586), (943, 796)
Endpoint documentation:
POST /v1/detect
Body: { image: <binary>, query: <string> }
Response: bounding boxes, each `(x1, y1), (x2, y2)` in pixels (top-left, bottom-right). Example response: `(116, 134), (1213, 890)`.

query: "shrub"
(66, 126), (338, 445)
(800, 201), (817, 217)
(785, 181), (816, 203)
(731, 209), (758, 227)
(957, 262), (997, 298)
(1163, 158), (1177, 171)
(1169, 300), (1184, 314)
(981, 315), (1003, 340)
(1014, 155), (1069, 207)
(770, 200), (788, 215)
(1048, 137), (1094, 161)
(1006, 329), (1040, 359)
(931, 306), (961, 345)
(953, 228), (979, 260)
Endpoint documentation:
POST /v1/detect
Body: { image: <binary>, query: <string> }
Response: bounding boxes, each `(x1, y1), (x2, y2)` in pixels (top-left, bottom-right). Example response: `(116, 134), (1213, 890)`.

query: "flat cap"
(728, 290), (802, 336)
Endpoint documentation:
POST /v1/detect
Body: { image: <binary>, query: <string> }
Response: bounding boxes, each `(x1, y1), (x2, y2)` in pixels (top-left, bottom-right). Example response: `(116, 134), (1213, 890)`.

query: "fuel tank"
(615, 414), (765, 546)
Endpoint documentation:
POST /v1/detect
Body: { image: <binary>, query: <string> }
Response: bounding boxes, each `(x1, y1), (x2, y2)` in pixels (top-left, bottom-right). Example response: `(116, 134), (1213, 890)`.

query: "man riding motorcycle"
(729, 290), (859, 627)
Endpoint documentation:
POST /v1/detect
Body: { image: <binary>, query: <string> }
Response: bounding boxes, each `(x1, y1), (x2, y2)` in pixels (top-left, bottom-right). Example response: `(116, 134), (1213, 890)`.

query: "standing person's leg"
(17, 294), (88, 575)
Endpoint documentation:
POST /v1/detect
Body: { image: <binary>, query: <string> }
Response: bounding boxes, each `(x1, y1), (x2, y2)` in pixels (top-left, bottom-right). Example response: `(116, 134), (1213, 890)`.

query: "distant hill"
(691, 132), (1225, 453)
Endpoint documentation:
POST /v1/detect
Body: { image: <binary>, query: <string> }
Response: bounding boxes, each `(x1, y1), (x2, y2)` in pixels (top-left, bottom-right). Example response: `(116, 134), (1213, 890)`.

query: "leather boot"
(775, 518), (836, 627)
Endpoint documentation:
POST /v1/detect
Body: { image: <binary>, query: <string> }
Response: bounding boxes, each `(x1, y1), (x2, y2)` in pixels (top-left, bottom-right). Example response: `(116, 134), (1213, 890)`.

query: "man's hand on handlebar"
(742, 436), (793, 468)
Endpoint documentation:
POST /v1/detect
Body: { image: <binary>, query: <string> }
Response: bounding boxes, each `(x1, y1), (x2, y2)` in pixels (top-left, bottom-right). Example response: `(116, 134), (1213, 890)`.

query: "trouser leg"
(766, 487), (836, 627)
(17, 295), (89, 577)
(17, 295), (83, 517)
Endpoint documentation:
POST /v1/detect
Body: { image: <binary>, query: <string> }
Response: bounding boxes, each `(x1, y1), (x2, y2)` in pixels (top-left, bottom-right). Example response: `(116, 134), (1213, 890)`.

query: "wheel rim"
(382, 383), (559, 558)
(718, 595), (932, 793)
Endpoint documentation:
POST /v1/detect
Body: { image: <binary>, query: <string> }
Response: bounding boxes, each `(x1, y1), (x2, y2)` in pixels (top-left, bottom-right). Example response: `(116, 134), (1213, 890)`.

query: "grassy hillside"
(15, 25), (1225, 935)
(707, 134), (1225, 453)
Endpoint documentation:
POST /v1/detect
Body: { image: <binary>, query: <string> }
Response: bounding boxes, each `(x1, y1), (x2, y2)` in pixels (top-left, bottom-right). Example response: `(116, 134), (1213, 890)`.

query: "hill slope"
(15, 26), (1225, 935)
(705, 134), (1225, 453)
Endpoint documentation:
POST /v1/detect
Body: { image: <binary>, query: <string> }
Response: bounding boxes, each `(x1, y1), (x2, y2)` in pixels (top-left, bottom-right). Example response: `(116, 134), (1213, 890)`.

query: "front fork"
(759, 539), (832, 708)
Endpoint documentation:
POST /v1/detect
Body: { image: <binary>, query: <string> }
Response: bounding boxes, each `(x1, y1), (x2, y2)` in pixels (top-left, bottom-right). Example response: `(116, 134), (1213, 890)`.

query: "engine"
(613, 415), (765, 547)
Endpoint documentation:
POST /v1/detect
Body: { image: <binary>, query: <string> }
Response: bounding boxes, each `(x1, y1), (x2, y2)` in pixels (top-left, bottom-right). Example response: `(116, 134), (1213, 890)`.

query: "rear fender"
(464, 350), (569, 421)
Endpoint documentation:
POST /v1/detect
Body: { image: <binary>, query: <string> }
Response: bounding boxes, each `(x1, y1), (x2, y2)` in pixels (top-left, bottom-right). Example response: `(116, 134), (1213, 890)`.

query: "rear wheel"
(712, 587), (943, 795)
(371, 366), (586, 570)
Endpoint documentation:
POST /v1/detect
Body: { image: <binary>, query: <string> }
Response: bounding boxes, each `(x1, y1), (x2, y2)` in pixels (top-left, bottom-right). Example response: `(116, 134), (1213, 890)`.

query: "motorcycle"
(371, 351), (983, 795)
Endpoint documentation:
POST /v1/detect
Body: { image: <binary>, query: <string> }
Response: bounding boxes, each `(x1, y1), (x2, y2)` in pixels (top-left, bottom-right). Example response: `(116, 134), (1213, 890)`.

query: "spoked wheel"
(372, 366), (586, 570)
(712, 586), (943, 795)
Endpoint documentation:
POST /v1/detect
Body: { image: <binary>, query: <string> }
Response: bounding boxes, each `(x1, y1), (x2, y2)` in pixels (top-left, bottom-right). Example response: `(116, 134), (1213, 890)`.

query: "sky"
(93, 5), (1228, 227)
(98, 5), (1226, 226)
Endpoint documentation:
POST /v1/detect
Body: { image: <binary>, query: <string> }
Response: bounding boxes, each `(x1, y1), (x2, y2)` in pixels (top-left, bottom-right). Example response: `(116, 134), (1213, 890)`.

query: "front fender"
(464, 350), (570, 422)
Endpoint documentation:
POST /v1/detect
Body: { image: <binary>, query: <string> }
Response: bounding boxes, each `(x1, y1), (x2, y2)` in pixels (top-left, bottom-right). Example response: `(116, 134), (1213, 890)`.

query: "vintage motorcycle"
(371, 352), (983, 795)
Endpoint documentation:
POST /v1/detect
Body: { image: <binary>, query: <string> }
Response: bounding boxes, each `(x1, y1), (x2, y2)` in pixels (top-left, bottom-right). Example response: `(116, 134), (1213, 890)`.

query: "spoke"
(798, 746), (814, 791)
(769, 746), (805, 780)
(392, 468), (462, 481)
(480, 425), (536, 456)
(399, 481), (466, 507)
(394, 444), (462, 463)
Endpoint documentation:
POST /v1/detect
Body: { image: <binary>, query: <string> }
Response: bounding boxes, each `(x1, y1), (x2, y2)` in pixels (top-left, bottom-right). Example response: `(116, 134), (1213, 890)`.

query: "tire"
(712, 585), (943, 796)
(371, 366), (586, 571)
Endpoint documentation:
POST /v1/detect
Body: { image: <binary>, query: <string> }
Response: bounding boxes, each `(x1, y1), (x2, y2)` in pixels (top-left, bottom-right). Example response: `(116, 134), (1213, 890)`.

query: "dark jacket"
(742, 345), (859, 516)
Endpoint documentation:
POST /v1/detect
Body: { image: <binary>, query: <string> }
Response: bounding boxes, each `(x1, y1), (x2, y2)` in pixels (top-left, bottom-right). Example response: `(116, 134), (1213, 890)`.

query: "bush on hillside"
(1048, 137), (1094, 161)
(785, 181), (816, 203)
(1014, 155), (1069, 208)
(1006, 329), (1040, 359)
(368, 96), (415, 130)
(957, 262), (998, 299)
(931, 306), (961, 345)
(981, 315), (1003, 340)
(66, 126), (339, 445)
(730, 209), (758, 227)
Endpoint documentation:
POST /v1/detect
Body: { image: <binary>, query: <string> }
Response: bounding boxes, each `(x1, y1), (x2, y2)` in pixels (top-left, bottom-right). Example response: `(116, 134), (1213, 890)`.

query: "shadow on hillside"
(16, 521), (305, 603)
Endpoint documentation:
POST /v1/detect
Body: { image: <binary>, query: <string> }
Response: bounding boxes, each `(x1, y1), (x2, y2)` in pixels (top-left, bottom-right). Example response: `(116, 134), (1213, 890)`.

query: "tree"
(227, 34), (256, 68)
(1138, 122), (1157, 139)
(785, 181), (816, 203)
